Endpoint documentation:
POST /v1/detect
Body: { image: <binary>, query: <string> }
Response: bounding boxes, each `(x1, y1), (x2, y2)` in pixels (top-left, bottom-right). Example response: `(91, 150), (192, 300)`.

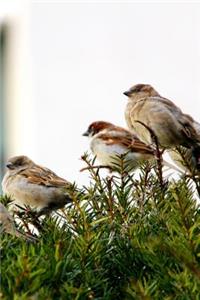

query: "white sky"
(3, 1), (200, 186)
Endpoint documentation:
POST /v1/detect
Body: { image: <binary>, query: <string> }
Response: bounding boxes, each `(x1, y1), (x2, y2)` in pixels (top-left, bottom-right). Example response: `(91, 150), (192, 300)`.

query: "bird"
(0, 203), (37, 241)
(124, 83), (200, 169)
(82, 121), (180, 172)
(2, 155), (73, 216)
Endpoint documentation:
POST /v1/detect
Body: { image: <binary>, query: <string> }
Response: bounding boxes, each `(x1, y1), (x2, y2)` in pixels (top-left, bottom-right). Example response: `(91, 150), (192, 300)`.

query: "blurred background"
(0, 0), (200, 188)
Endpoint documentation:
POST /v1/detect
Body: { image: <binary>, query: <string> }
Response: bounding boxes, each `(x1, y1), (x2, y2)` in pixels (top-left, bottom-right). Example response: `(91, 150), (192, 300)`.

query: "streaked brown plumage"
(2, 155), (72, 216)
(124, 84), (200, 169)
(83, 121), (180, 172)
(168, 119), (200, 173)
(83, 121), (154, 170)
(124, 84), (199, 147)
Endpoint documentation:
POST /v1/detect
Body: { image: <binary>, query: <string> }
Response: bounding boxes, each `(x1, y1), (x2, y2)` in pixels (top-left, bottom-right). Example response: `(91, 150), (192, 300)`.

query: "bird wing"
(129, 138), (154, 155)
(179, 115), (200, 145)
(136, 96), (182, 115)
(98, 129), (154, 155)
(19, 165), (70, 188)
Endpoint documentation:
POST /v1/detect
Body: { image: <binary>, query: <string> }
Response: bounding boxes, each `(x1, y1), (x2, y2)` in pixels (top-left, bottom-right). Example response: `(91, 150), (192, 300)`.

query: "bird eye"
(15, 159), (24, 166)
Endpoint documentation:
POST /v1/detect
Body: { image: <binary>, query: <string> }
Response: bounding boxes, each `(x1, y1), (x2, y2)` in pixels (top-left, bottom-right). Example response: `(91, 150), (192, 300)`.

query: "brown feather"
(19, 165), (70, 188)
(97, 130), (154, 155)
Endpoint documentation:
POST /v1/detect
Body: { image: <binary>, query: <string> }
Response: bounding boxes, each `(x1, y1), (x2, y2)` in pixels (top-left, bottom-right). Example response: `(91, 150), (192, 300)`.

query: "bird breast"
(129, 99), (184, 147)
(2, 173), (61, 209)
(90, 138), (125, 165)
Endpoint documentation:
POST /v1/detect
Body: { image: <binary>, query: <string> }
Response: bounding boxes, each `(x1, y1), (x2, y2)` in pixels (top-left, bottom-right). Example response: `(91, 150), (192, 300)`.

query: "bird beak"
(123, 90), (131, 97)
(82, 131), (89, 137)
(6, 162), (14, 170)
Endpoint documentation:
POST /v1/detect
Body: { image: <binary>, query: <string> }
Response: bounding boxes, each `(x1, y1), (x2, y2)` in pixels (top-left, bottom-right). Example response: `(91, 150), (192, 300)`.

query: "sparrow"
(0, 203), (37, 241)
(124, 84), (200, 168)
(2, 155), (72, 216)
(82, 121), (179, 172)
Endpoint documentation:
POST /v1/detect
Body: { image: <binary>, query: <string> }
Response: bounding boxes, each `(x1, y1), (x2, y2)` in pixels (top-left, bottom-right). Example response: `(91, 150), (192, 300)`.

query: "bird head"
(123, 84), (160, 99)
(82, 121), (114, 138)
(5, 155), (34, 173)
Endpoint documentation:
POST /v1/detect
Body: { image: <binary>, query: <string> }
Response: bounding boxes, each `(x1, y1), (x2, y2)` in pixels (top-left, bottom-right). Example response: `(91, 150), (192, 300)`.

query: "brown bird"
(83, 121), (180, 172)
(2, 155), (72, 216)
(124, 84), (200, 169)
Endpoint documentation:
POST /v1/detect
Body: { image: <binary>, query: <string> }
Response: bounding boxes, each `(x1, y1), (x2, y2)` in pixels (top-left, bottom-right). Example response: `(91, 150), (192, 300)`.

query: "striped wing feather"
(98, 127), (154, 155)
(19, 165), (70, 188)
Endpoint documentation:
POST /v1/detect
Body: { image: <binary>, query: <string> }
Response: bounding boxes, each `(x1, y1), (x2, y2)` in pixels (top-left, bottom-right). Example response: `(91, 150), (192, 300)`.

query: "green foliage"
(1, 155), (200, 299)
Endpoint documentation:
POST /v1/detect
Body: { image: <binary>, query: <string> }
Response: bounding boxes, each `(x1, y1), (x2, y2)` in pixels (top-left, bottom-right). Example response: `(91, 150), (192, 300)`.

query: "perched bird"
(0, 203), (37, 241)
(124, 84), (200, 169)
(2, 155), (72, 216)
(83, 121), (179, 172)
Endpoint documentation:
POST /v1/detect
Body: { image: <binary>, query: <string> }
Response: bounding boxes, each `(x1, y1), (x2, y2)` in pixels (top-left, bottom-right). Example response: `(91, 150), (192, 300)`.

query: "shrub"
(1, 155), (200, 299)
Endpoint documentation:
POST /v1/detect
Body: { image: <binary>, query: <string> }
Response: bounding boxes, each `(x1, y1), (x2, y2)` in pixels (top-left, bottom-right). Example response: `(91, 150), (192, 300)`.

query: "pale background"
(1, 0), (200, 186)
